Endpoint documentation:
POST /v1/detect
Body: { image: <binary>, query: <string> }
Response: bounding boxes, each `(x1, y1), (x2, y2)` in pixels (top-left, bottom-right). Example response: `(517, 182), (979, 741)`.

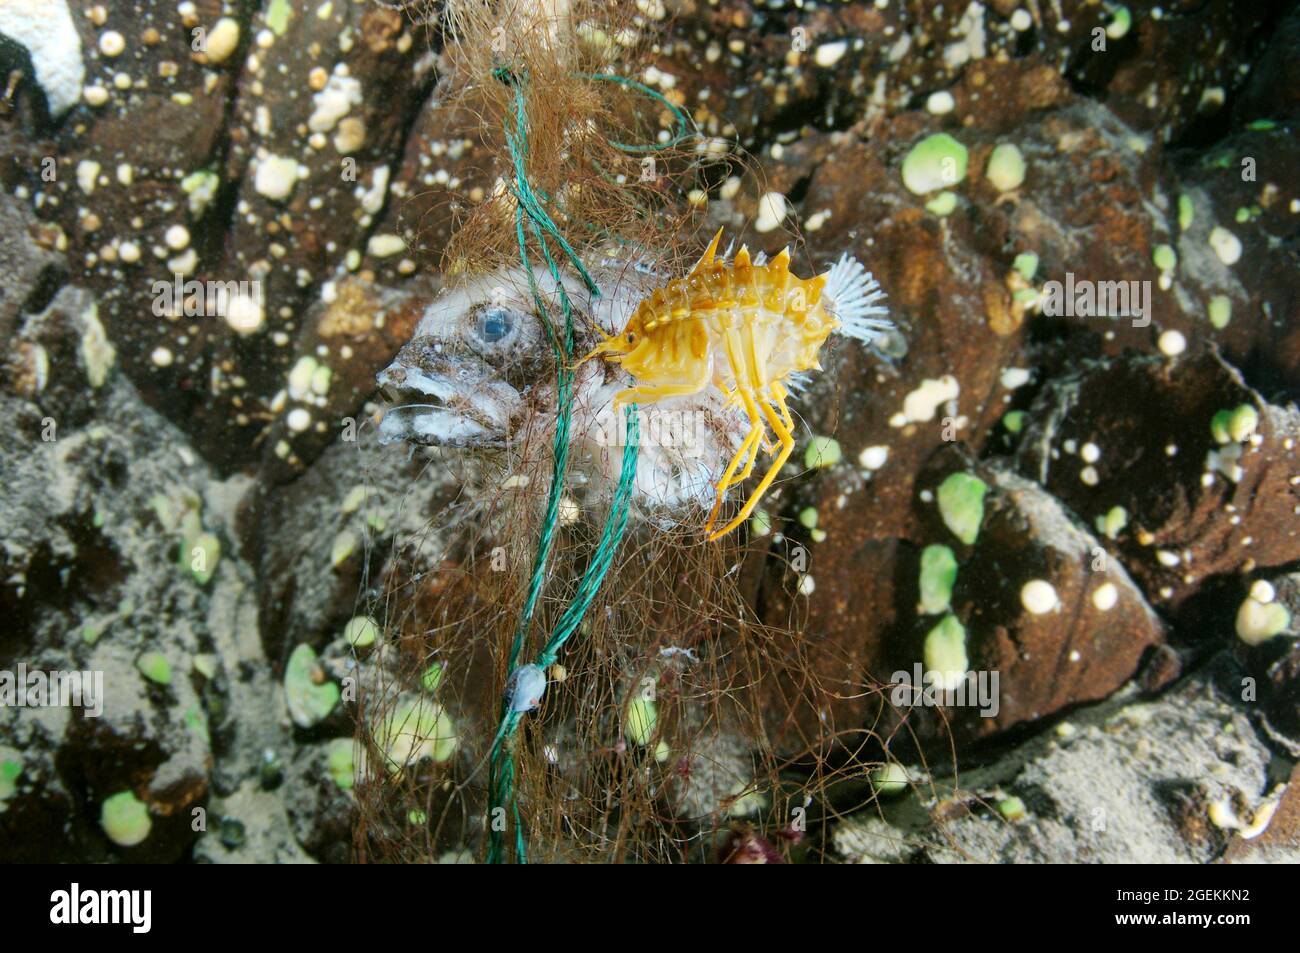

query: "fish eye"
(476, 307), (515, 344)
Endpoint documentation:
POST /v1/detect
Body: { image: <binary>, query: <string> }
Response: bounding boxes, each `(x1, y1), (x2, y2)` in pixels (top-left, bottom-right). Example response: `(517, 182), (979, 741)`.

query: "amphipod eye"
(626, 332), (636, 343)
(476, 307), (515, 344)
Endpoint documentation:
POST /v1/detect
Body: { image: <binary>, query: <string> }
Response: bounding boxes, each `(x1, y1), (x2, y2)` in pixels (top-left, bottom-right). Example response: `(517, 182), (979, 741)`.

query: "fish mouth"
(376, 340), (520, 449)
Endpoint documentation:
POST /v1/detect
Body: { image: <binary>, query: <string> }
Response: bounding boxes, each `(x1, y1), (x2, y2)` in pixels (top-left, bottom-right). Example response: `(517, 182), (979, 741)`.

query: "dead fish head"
(377, 271), (581, 448)
(377, 259), (745, 516)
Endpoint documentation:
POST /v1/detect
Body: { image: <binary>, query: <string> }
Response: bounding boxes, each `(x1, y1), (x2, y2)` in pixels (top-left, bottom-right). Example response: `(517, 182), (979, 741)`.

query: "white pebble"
(1092, 583), (1118, 612)
(204, 18), (241, 64)
(859, 445), (889, 470)
(254, 154), (299, 201)
(225, 290), (264, 336)
(1209, 226), (1242, 266)
(926, 91), (955, 115)
(755, 191), (788, 233)
(98, 31), (125, 57)
(814, 41), (847, 68)
(367, 234), (406, 257)
(1001, 367), (1032, 390)
(164, 224), (190, 250)
(1158, 330), (1186, 356)
(286, 408), (312, 432)
(1020, 579), (1059, 615)
(1249, 580), (1275, 604)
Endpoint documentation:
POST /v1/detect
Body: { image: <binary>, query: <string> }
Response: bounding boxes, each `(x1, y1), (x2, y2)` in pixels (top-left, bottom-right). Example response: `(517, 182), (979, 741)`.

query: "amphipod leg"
(769, 379), (795, 433)
(705, 326), (776, 538)
(703, 419), (763, 534)
(704, 383), (767, 533)
(741, 319), (778, 454)
(706, 392), (795, 540)
(612, 380), (704, 413)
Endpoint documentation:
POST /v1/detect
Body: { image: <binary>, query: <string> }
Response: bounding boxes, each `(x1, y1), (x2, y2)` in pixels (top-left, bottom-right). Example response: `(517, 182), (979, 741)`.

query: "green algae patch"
(1207, 295), (1231, 329)
(420, 661), (444, 694)
(871, 763), (910, 797)
(919, 544), (958, 615)
(937, 472), (988, 545)
(1095, 505), (1128, 541)
(902, 133), (968, 195)
(923, 614), (969, 690)
(342, 615), (379, 649)
(925, 190), (958, 216)
(0, 751), (21, 810)
(625, 697), (658, 746)
(985, 143), (1026, 192)
(1152, 244), (1177, 272)
(101, 791), (151, 847)
(998, 796), (1028, 821)
(137, 652), (172, 685)
(327, 738), (356, 790)
(805, 435), (842, 469)
(1012, 253), (1038, 282)
(285, 644), (340, 728)
(378, 695), (458, 776)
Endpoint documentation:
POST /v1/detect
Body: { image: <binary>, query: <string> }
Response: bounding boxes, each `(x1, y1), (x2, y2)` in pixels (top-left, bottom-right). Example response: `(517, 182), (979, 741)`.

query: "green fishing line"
(484, 67), (676, 864)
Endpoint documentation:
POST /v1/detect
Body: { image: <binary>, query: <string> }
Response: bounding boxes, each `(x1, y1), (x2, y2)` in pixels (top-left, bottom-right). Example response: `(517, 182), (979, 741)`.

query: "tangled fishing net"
(343, 0), (945, 863)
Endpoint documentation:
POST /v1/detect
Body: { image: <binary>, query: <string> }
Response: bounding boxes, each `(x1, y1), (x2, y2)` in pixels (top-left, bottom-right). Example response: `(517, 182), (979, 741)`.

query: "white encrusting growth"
(859, 445), (889, 470)
(0, 0), (85, 116)
(892, 376), (960, 428)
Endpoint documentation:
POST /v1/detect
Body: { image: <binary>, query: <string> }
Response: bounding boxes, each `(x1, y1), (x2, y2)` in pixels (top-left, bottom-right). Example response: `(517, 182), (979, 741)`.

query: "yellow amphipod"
(582, 228), (890, 540)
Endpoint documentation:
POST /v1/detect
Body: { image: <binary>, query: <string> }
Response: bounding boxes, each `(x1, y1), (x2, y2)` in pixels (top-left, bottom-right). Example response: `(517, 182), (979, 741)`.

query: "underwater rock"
(244, 421), (461, 665)
(283, 738), (355, 864)
(915, 457), (1165, 741)
(0, 192), (65, 342)
(0, 350), (296, 861)
(1235, 570), (1300, 745)
(1015, 352), (1300, 616)
(836, 669), (1281, 864)
(192, 780), (313, 864)
(0, 373), (218, 861)
(255, 274), (434, 485)
(1221, 764), (1300, 864)
(1, 0), (434, 474)
(1, 0), (1296, 865)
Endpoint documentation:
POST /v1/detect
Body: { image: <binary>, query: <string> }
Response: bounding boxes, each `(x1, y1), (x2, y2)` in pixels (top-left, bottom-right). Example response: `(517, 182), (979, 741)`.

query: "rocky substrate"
(1, 0), (1298, 862)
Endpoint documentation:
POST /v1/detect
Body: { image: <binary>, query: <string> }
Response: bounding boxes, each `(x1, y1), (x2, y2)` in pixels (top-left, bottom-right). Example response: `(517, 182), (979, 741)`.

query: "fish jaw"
(377, 335), (523, 449)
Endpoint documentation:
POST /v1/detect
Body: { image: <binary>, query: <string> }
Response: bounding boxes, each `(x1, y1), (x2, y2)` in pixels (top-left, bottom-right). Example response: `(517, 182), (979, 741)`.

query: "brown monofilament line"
(349, 0), (959, 863)
(433, 0), (712, 281)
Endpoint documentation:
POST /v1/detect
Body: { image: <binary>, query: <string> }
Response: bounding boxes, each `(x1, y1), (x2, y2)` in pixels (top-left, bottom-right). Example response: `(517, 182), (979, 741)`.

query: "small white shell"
(505, 664), (548, 713)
